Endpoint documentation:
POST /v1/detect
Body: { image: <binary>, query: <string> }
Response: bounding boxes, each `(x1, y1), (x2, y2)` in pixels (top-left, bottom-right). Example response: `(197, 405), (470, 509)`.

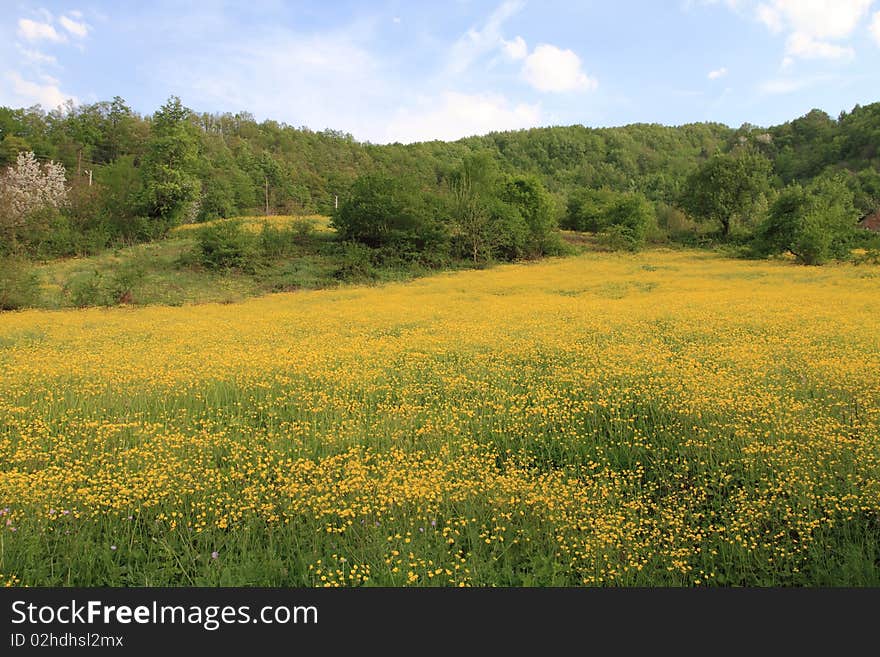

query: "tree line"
(1, 95), (879, 266)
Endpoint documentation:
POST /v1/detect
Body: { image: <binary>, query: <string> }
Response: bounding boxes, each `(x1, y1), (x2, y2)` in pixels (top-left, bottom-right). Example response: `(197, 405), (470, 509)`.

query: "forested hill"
(2, 98), (878, 224)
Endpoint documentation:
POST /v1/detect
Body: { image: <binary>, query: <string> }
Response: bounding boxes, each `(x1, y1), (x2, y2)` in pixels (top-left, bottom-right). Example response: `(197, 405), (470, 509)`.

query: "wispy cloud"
(59, 14), (90, 38)
(18, 18), (67, 43)
(446, 0), (526, 74)
(785, 33), (854, 59)
(708, 66), (728, 79)
(18, 47), (58, 66)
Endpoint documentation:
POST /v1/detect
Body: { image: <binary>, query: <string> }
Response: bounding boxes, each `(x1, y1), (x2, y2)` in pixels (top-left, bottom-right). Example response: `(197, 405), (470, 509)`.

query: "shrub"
(564, 188), (654, 250)
(64, 270), (113, 307)
(757, 175), (859, 265)
(564, 188), (617, 232)
(332, 242), (378, 281)
(500, 175), (560, 257)
(333, 174), (445, 251)
(0, 256), (40, 310)
(195, 220), (256, 271)
(257, 219), (315, 259)
(656, 203), (695, 236)
(600, 224), (643, 252)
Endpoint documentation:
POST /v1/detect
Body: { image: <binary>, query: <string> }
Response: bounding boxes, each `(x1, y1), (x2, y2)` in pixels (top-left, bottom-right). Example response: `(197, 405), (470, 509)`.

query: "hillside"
(2, 100), (878, 223)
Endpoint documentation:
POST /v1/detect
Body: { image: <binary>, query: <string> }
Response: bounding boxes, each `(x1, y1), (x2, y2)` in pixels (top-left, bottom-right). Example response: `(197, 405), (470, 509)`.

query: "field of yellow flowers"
(1, 249), (878, 586)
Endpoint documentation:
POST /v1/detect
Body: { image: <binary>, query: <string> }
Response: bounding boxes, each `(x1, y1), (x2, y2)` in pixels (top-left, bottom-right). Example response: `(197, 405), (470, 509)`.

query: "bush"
(564, 188), (654, 250)
(599, 224), (643, 252)
(757, 175), (859, 265)
(500, 175), (560, 257)
(257, 219), (315, 259)
(110, 258), (146, 304)
(0, 257), (40, 310)
(61, 260), (146, 308)
(656, 203), (695, 236)
(333, 174), (446, 251)
(564, 188), (617, 232)
(332, 242), (378, 281)
(195, 221), (256, 271)
(64, 270), (113, 307)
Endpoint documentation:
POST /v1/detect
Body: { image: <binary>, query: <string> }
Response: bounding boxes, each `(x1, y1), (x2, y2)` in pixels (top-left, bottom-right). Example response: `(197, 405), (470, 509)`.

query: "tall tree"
(140, 96), (200, 228)
(448, 152), (497, 263)
(500, 174), (558, 256)
(679, 150), (771, 237)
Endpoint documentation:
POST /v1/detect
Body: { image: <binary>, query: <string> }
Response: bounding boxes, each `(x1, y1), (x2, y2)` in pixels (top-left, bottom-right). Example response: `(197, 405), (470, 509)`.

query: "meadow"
(1, 249), (878, 586)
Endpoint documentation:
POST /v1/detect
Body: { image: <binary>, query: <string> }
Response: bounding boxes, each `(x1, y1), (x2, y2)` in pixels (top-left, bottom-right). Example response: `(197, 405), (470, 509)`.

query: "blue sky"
(2, 1), (880, 143)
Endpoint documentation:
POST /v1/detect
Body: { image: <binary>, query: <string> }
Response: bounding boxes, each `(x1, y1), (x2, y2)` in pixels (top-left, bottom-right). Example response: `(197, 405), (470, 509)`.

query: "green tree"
(758, 175), (859, 264)
(500, 175), (559, 256)
(140, 96), (200, 228)
(332, 173), (444, 251)
(448, 152), (499, 263)
(564, 188), (617, 232)
(603, 192), (654, 250)
(679, 150), (771, 237)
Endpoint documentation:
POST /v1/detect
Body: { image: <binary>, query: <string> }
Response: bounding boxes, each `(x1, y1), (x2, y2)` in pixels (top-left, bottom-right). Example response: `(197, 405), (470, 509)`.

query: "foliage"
(140, 96), (200, 229)
(499, 174), (561, 257)
(195, 220), (257, 271)
(565, 188), (654, 250)
(333, 173), (445, 252)
(758, 174), (860, 265)
(0, 256), (40, 309)
(678, 150), (771, 236)
(1, 96), (879, 265)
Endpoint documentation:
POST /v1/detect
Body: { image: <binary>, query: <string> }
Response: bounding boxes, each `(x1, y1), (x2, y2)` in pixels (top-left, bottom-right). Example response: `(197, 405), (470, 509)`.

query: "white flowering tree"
(0, 151), (68, 251)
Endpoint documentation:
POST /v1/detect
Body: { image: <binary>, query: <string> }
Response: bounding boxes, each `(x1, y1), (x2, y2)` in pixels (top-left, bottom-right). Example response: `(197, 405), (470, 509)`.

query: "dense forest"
(1, 95), (879, 270)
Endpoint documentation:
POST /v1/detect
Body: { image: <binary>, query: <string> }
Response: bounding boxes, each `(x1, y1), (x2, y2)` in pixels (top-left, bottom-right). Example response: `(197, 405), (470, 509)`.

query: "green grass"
(24, 216), (459, 310)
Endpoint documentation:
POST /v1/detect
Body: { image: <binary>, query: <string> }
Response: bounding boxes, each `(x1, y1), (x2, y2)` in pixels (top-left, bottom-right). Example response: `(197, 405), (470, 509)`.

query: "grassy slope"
(28, 216), (590, 311)
(30, 215), (408, 309)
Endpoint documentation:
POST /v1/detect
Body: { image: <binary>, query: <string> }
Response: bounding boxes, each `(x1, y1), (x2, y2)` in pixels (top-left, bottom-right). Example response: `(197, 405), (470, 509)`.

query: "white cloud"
(755, 0), (873, 40)
(18, 48), (58, 65)
(17, 18), (66, 43)
(708, 66), (728, 79)
(756, 4), (784, 32)
(785, 33), (855, 59)
(5, 71), (77, 108)
(384, 92), (541, 143)
(392, 16), (401, 24)
(59, 15), (90, 38)
(522, 44), (597, 92)
(502, 35), (527, 60)
(754, 0), (873, 62)
(447, 0), (525, 74)
(871, 11), (880, 43)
